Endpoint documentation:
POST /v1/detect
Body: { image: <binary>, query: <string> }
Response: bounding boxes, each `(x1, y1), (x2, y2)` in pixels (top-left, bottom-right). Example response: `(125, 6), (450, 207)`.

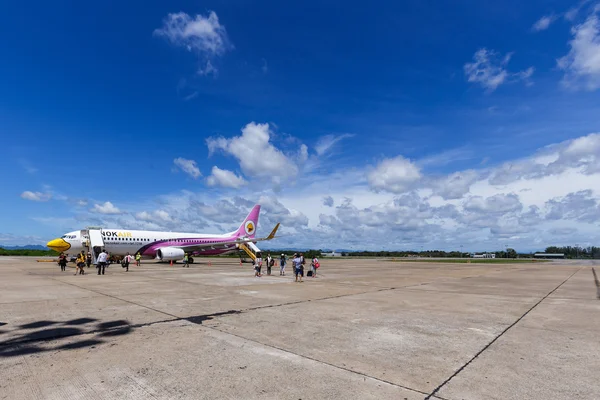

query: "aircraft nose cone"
(47, 238), (71, 252)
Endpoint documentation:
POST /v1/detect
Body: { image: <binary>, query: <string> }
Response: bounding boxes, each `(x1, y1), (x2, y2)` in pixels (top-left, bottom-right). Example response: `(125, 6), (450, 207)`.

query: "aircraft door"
(80, 229), (89, 249)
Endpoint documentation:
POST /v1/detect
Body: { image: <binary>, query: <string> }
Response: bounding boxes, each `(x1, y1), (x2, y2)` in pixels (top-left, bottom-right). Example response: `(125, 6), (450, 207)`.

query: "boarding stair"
(238, 241), (261, 262)
(87, 228), (105, 264)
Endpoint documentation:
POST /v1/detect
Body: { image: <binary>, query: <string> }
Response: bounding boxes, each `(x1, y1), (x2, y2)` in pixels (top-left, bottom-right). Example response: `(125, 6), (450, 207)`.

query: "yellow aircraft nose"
(47, 238), (71, 252)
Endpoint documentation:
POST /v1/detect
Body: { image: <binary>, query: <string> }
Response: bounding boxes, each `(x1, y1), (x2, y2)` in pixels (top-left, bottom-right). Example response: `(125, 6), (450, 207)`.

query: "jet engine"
(156, 247), (185, 261)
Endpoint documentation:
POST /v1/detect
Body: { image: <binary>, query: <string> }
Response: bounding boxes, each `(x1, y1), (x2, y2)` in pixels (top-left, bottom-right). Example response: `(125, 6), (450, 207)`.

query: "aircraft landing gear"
(188, 257), (194, 264)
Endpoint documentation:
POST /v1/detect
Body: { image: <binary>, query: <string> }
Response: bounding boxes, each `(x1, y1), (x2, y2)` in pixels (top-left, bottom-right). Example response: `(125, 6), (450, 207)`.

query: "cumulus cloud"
(207, 122), (304, 185)
(545, 190), (600, 221)
(367, 156), (421, 194)
(20, 191), (51, 202)
(258, 196), (309, 228)
(174, 157), (202, 179)
(463, 193), (523, 214)
(91, 202), (122, 215)
(464, 48), (534, 92)
(431, 170), (481, 200)
(136, 210), (171, 222)
(322, 196), (334, 207)
(532, 15), (556, 31)
(206, 166), (247, 188)
(487, 133), (600, 185)
(558, 8), (600, 90)
(154, 10), (231, 76)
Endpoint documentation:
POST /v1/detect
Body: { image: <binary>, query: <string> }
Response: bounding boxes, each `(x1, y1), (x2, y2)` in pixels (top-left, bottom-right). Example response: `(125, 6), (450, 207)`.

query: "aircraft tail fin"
(233, 205), (260, 238)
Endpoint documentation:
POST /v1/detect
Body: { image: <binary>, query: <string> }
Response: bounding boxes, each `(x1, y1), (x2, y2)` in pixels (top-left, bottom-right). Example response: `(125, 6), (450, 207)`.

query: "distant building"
(472, 253), (496, 259)
(534, 253), (565, 259)
(324, 251), (342, 257)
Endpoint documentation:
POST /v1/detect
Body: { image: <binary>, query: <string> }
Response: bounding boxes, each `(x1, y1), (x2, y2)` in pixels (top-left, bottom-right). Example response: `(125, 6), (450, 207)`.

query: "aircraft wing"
(171, 223), (280, 253)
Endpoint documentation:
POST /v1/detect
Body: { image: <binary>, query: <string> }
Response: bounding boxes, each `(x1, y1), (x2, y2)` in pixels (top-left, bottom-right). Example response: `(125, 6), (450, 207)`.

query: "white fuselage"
(51, 228), (238, 259)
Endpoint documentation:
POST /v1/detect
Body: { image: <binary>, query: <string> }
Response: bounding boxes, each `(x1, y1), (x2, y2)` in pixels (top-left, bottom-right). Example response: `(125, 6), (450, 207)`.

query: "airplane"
(46, 205), (278, 264)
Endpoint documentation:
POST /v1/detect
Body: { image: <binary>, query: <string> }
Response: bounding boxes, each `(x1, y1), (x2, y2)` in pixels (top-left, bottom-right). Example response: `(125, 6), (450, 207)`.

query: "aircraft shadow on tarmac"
(0, 309), (247, 358)
(0, 317), (133, 358)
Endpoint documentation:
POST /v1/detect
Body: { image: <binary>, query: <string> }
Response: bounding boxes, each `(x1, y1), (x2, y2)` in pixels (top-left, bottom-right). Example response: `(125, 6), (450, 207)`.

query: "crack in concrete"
(423, 267), (584, 400)
(203, 322), (435, 398)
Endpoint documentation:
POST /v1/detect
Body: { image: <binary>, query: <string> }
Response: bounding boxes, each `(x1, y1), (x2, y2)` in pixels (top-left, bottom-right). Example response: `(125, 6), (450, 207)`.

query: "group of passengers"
(253, 252), (319, 281)
(57, 250), (142, 275)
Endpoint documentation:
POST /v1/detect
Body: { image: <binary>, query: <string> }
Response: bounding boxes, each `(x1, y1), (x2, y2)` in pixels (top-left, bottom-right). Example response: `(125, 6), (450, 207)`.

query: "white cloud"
(532, 15), (556, 31)
(431, 170), (481, 200)
(314, 134), (354, 156)
(20, 191), (51, 202)
(198, 60), (218, 76)
(173, 157), (202, 179)
(154, 11), (230, 56)
(565, 1), (591, 21)
(154, 11), (231, 76)
(558, 8), (600, 90)
(18, 159), (37, 174)
(299, 144), (309, 163)
(464, 48), (534, 92)
(206, 166), (247, 189)
(463, 193), (523, 214)
(91, 202), (122, 215)
(183, 91), (198, 101)
(206, 122), (303, 185)
(367, 156), (421, 194)
(136, 210), (171, 222)
(545, 190), (600, 221)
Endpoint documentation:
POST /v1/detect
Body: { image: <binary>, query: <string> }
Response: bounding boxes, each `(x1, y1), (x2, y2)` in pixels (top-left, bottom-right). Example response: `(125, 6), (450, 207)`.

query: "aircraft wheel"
(189, 257), (194, 264)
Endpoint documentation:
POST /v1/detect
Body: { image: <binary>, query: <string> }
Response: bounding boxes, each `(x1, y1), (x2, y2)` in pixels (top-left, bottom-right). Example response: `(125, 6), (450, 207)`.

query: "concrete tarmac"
(0, 257), (598, 399)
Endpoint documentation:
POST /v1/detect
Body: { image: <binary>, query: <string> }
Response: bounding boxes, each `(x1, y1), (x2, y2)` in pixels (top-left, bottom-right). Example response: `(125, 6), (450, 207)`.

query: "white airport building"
(472, 253), (496, 259)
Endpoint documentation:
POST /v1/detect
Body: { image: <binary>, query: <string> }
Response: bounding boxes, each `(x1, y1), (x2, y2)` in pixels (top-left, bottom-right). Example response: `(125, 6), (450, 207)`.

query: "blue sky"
(1, 0), (599, 251)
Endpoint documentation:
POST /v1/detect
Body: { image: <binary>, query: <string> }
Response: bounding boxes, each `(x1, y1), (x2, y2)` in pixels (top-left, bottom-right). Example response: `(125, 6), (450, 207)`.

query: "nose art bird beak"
(47, 238), (71, 252)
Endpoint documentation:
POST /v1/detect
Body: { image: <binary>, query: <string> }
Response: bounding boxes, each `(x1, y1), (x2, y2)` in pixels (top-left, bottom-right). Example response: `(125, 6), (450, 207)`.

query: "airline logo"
(244, 221), (255, 235)
(102, 231), (132, 237)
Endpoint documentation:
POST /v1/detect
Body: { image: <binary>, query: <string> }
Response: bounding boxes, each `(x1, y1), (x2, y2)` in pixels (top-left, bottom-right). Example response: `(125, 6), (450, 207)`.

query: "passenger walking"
(75, 251), (86, 275)
(86, 252), (92, 268)
(58, 252), (67, 272)
(266, 253), (273, 276)
(135, 252), (141, 266)
(279, 254), (286, 276)
(254, 252), (263, 277)
(293, 253), (303, 282)
(299, 253), (305, 279)
(311, 257), (320, 278)
(97, 249), (108, 275)
(122, 252), (133, 272)
(183, 253), (189, 268)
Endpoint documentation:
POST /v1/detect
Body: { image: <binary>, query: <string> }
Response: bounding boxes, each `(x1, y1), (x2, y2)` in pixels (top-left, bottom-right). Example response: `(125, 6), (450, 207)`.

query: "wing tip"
(267, 223), (280, 240)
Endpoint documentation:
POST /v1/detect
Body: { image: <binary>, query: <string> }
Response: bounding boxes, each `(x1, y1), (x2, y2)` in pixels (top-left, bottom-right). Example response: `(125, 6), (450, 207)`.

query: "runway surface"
(0, 256), (598, 399)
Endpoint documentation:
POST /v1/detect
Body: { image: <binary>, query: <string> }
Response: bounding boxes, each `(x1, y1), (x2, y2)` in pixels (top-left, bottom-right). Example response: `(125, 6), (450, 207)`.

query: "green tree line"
(544, 246), (600, 259)
(0, 247), (59, 257)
